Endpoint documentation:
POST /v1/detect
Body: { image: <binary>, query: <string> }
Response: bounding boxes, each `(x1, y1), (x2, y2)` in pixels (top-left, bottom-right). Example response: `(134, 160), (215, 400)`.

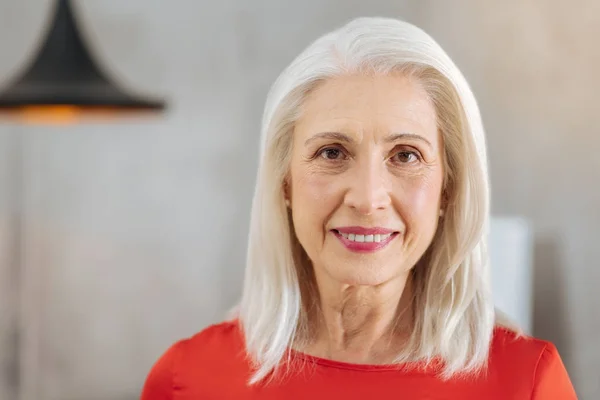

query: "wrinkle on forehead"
(296, 73), (440, 152)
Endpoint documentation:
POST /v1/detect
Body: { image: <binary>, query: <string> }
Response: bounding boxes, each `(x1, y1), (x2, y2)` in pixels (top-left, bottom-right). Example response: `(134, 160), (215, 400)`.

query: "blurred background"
(0, 0), (598, 399)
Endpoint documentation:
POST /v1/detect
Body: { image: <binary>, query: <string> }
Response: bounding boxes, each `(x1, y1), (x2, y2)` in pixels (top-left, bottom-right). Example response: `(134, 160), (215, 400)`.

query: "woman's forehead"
(296, 74), (439, 144)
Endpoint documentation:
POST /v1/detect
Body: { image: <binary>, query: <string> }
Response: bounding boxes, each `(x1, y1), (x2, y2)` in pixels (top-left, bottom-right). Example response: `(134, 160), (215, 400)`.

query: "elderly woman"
(141, 17), (576, 399)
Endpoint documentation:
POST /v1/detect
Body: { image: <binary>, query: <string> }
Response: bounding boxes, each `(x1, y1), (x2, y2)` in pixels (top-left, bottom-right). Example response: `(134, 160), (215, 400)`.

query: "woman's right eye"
(319, 147), (345, 160)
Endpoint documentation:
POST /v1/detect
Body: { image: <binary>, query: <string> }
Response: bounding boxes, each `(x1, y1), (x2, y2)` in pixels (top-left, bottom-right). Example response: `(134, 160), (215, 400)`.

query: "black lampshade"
(0, 0), (165, 110)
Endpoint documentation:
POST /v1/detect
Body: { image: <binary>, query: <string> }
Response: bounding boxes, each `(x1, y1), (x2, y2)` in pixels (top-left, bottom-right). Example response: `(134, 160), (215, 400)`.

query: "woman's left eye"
(392, 151), (420, 164)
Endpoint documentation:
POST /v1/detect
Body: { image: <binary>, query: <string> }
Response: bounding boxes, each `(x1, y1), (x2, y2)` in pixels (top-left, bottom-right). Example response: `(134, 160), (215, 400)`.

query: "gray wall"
(0, 0), (597, 399)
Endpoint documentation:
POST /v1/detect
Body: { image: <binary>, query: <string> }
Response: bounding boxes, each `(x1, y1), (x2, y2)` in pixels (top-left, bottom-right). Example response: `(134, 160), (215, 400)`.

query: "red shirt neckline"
(288, 348), (441, 373)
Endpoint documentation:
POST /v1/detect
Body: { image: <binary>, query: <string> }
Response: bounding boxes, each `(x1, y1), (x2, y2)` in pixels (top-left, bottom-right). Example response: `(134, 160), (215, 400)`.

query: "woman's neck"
(303, 271), (414, 364)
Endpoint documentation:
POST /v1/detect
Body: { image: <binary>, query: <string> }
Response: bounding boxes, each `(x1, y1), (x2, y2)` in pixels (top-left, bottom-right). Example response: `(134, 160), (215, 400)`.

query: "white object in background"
(489, 217), (533, 334)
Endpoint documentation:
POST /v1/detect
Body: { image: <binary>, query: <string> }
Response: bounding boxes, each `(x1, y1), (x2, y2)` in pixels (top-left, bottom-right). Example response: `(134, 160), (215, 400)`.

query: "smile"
(331, 227), (399, 253)
(337, 232), (392, 243)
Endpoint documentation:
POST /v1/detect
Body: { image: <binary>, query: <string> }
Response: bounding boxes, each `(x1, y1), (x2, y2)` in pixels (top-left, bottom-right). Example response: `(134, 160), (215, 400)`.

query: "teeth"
(378, 234), (392, 242)
(339, 232), (393, 243)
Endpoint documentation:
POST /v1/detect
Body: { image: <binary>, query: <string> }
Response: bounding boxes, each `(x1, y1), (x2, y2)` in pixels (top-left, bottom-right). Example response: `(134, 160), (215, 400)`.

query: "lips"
(331, 226), (399, 253)
(334, 226), (397, 235)
(333, 230), (394, 243)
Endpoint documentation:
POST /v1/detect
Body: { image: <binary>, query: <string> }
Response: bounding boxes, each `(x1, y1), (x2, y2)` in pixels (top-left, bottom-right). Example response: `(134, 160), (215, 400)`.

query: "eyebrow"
(304, 131), (433, 148)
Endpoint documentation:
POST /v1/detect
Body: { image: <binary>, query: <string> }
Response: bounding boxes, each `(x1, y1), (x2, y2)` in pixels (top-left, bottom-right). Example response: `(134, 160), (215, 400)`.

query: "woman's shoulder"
(140, 319), (247, 399)
(490, 326), (557, 361)
(489, 326), (576, 398)
(161, 319), (243, 364)
(181, 319), (243, 355)
(489, 325), (559, 369)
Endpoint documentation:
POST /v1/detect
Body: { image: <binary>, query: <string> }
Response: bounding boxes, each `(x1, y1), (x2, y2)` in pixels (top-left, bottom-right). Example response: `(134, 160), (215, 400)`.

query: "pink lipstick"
(332, 226), (399, 253)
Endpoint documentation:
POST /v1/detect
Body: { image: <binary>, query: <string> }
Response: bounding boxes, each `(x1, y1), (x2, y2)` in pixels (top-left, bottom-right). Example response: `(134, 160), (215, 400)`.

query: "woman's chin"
(325, 266), (400, 287)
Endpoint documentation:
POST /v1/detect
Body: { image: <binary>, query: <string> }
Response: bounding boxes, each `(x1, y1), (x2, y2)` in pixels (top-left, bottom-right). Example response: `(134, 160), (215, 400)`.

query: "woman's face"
(288, 73), (445, 287)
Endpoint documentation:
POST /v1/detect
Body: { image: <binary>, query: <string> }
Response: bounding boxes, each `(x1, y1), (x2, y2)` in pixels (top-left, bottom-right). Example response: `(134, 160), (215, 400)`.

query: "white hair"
(236, 16), (517, 384)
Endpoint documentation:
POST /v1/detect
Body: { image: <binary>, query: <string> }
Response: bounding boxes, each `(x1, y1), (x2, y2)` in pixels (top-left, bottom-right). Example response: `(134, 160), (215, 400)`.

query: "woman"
(141, 17), (576, 399)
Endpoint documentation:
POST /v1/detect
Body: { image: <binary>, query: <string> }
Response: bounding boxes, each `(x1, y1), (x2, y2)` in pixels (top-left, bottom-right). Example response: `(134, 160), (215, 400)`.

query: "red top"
(141, 320), (577, 399)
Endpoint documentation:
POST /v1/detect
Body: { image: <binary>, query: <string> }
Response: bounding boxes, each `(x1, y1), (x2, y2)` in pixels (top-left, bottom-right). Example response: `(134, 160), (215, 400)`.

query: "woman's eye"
(319, 147), (345, 160)
(393, 151), (420, 164)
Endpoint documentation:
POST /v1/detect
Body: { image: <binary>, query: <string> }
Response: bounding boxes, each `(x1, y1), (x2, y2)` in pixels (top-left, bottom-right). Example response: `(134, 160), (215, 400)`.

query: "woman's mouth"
(331, 228), (399, 253)
(334, 230), (393, 243)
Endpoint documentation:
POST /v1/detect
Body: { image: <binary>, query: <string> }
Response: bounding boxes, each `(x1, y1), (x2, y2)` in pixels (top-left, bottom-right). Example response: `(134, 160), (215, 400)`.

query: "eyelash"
(391, 150), (422, 164)
(317, 146), (347, 161)
(315, 145), (422, 165)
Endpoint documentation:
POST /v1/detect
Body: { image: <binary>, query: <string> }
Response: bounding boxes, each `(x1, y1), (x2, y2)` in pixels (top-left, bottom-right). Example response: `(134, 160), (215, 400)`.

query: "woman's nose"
(343, 161), (391, 215)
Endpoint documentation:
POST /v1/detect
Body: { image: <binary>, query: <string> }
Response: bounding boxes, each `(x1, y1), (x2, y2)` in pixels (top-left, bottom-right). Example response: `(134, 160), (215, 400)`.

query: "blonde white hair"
(237, 16), (515, 384)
